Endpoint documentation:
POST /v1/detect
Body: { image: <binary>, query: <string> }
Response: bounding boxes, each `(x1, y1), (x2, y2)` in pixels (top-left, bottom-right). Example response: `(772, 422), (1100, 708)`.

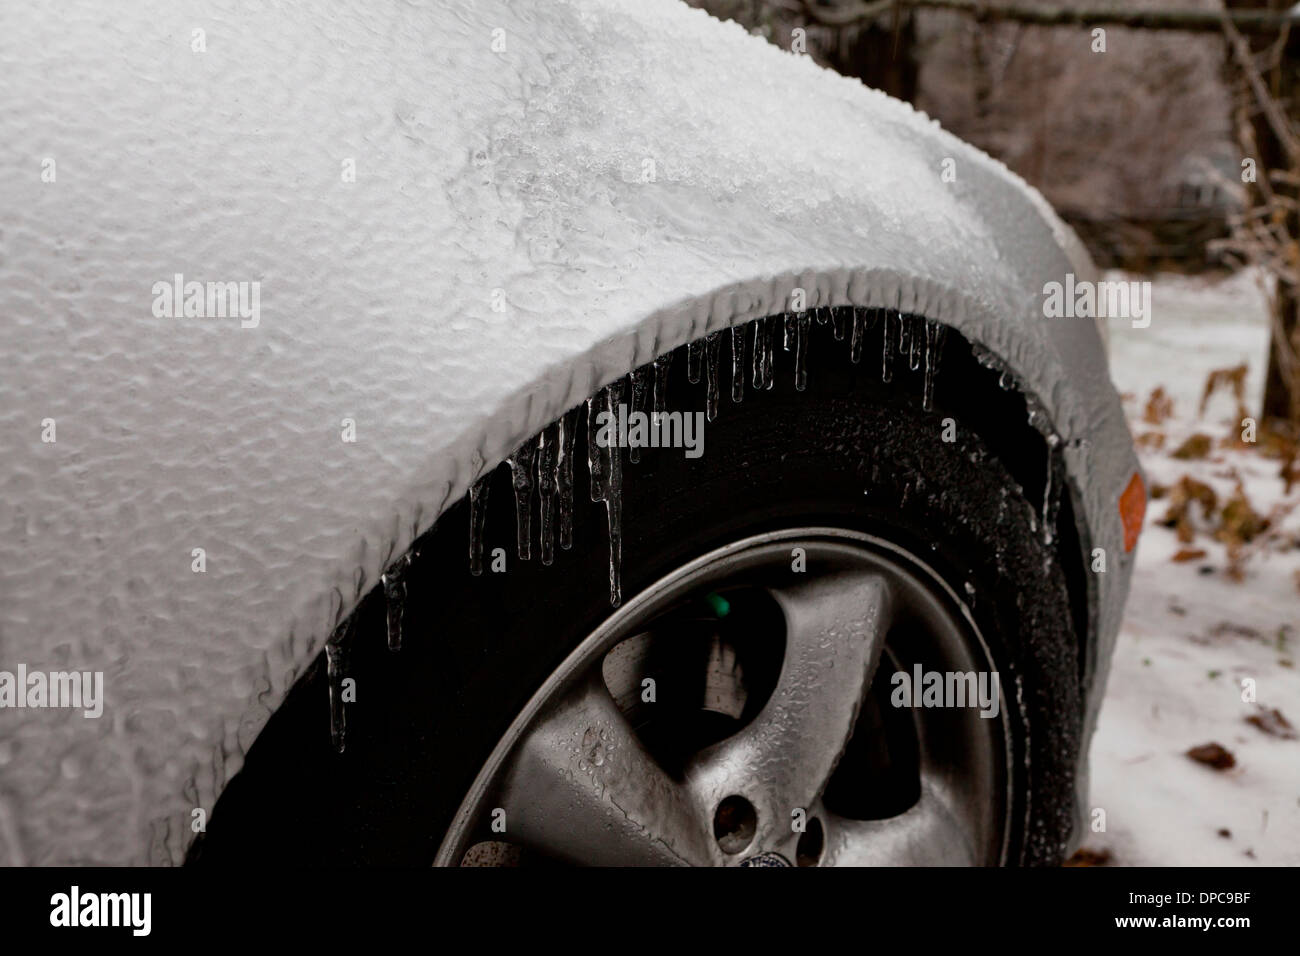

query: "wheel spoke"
(819, 785), (977, 866)
(686, 570), (893, 853)
(494, 673), (711, 866)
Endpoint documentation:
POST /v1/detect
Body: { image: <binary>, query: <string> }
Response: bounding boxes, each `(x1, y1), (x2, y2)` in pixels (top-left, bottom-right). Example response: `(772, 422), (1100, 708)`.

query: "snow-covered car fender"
(0, 0), (1138, 864)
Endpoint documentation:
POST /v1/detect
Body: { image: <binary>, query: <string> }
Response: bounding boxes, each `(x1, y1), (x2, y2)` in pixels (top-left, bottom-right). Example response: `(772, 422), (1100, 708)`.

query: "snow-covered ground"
(1083, 269), (1300, 866)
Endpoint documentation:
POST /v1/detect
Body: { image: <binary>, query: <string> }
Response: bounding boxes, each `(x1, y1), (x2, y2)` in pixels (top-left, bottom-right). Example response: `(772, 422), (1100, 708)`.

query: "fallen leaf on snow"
(1144, 386), (1174, 425)
(1217, 482), (1269, 547)
(1208, 621), (1262, 640)
(1160, 476), (1218, 543)
(1198, 364), (1248, 420)
(1136, 431), (1166, 451)
(1245, 706), (1297, 740)
(1186, 742), (1236, 770)
(1172, 433), (1214, 460)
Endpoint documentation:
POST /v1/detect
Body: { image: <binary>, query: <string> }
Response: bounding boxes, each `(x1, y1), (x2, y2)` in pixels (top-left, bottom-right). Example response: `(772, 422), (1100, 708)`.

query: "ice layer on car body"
(0, 0), (1136, 865)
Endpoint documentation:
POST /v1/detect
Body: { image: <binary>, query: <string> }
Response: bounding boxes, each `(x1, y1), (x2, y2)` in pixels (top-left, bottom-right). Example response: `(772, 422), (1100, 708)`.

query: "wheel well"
(187, 305), (1095, 865)
(903, 315), (1094, 686)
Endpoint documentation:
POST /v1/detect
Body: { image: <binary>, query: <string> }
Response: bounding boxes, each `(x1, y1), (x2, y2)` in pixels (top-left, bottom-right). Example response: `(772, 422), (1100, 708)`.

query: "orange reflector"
(1119, 472), (1146, 552)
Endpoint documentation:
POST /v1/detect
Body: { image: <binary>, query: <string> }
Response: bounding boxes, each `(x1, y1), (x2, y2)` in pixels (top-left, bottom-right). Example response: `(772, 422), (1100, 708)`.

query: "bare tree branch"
(1222, 11), (1300, 165)
(801, 0), (1300, 34)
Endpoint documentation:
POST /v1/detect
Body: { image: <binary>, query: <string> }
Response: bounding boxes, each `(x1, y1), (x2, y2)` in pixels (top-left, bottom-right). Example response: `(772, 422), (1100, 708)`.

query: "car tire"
(190, 311), (1083, 867)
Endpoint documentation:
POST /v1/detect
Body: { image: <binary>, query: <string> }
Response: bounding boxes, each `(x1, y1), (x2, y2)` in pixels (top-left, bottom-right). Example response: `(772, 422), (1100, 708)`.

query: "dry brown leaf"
(1245, 706), (1297, 739)
(1199, 364), (1248, 419)
(1186, 742), (1236, 770)
(1160, 476), (1218, 543)
(1208, 621), (1262, 641)
(1171, 548), (1208, 563)
(1172, 433), (1214, 460)
(1217, 481), (1269, 547)
(1225, 543), (1246, 582)
(1144, 386), (1174, 425)
(1136, 431), (1167, 451)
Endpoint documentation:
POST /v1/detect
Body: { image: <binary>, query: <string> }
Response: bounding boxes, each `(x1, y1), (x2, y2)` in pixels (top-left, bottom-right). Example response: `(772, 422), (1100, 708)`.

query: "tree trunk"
(1225, 0), (1300, 425)
(824, 9), (918, 102)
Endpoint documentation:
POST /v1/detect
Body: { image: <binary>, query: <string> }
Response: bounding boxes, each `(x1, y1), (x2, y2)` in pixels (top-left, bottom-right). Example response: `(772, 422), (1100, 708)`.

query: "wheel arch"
(194, 262), (1135, 864)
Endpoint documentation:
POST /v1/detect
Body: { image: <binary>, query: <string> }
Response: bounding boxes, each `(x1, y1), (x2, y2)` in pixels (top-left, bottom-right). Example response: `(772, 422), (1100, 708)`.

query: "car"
(0, 0), (1142, 867)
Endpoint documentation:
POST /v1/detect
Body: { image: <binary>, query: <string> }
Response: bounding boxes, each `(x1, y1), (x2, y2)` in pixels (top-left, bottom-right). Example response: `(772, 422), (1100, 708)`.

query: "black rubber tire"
(189, 315), (1083, 867)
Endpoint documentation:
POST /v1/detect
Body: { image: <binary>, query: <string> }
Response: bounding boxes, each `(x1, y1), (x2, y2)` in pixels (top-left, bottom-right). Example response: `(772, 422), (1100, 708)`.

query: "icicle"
(899, 313), (912, 357)
(1042, 436), (1061, 547)
(816, 306), (831, 327)
(629, 366), (651, 463)
(537, 427), (558, 565)
(587, 383), (624, 606)
(556, 407), (579, 551)
(381, 572), (405, 652)
(704, 330), (723, 421)
(922, 320), (947, 412)
(652, 354), (671, 419)
(506, 441), (535, 561)
(730, 324), (745, 403)
(605, 386), (624, 608)
(850, 308), (865, 364)
(832, 307), (848, 342)
(587, 393), (608, 503)
(794, 311), (811, 391)
(909, 318), (924, 372)
(751, 317), (766, 390)
(882, 311), (898, 383)
(468, 473), (491, 576)
(326, 627), (349, 753)
(783, 312), (795, 351)
(999, 370), (1014, 391)
(762, 316), (776, 389)
(381, 552), (412, 652)
(687, 340), (703, 384)
(972, 344), (1001, 373)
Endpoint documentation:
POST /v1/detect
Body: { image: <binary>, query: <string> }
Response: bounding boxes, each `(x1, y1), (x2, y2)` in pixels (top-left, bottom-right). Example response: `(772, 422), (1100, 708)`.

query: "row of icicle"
(326, 307), (950, 752)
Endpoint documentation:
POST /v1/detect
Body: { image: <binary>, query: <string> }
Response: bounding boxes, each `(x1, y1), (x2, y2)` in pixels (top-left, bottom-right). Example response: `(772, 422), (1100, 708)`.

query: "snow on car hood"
(0, 0), (1129, 863)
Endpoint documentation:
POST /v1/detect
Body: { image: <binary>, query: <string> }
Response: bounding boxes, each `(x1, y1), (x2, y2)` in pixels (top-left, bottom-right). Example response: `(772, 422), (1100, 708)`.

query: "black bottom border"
(0, 866), (1284, 942)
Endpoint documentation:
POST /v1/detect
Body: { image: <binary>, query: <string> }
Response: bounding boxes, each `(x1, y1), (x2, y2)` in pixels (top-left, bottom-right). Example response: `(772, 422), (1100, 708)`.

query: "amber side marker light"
(1119, 471), (1146, 553)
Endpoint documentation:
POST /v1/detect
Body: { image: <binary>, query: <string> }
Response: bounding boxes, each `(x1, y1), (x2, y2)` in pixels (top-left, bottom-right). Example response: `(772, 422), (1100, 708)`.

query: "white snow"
(1086, 269), (1300, 865)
